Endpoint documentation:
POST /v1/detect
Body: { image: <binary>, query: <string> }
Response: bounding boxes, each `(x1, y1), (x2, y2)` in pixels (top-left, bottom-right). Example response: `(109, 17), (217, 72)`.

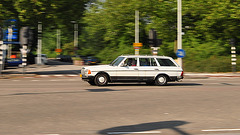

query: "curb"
(0, 74), (80, 79)
(184, 73), (240, 79)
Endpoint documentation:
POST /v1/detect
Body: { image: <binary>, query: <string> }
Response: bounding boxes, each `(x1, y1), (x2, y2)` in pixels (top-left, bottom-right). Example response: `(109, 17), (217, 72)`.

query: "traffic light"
(20, 27), (32, 45)
(28, 29), (34, 47)
(0, 27), (3, 41)
(149, 29), (162, 47)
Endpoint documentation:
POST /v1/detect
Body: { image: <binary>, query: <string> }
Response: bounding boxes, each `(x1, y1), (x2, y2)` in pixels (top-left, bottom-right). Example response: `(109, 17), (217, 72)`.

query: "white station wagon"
(81, 55), (183, 86)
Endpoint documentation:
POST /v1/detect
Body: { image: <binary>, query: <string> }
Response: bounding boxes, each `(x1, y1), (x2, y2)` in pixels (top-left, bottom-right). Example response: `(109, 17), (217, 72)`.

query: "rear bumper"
(169, 76), (184, 81)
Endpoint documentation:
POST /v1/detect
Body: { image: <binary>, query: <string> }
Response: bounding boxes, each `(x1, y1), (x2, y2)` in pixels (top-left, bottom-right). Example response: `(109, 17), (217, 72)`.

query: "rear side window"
(157, 58), (176, 67)
(139, 58), (158, 66)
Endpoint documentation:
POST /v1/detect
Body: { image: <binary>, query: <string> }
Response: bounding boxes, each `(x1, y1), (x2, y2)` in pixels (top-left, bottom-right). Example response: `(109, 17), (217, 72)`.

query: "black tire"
(155, 75), (168, 86)
(94, 74), (108, 86)
(88, 81), (96, 85)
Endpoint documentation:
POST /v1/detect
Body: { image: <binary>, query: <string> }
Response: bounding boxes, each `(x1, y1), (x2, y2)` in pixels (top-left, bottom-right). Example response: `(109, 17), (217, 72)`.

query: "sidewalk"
(184, 72), (240, 79)
(1, 60), (240, 79)
(0, 60), (83, 79)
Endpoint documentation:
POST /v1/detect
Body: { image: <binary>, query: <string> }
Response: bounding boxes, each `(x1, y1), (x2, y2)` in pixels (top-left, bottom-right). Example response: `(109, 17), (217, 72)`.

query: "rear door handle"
(155, 69), (159, 71)
(134, 68), (139, 70)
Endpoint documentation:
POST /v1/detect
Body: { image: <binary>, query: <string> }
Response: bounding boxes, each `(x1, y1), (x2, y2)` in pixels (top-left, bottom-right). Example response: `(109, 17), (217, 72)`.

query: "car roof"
(119, 55), (172, 59)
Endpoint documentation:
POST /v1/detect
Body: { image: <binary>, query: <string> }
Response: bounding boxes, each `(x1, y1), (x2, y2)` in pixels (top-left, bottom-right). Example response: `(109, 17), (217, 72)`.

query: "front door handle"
(155, 69), (159, 71)
(134, 68), (139, 70)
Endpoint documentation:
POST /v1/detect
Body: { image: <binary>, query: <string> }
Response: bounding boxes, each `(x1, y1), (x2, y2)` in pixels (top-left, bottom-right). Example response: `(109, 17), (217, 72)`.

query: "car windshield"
(110, 57), (125, 66)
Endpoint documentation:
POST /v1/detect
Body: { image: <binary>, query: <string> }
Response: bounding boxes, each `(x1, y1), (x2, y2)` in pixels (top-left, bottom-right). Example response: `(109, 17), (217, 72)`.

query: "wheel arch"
(154, 73), (170, 81)
(96, 71), (111, 82)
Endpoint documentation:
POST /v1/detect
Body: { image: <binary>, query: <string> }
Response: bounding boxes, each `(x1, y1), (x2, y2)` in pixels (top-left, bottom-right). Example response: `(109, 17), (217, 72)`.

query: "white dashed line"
(31, 80), (40, 81)
(67, 74), (78, 77)
(202, 129), (240, 132)
(53, 75), (64, 77)
(39, 75), (49, 77)
(50, 80), (58, 81)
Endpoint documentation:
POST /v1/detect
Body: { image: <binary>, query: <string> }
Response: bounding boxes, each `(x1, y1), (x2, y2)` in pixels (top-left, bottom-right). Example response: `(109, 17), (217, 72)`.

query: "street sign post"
(176, 49), (186, 58)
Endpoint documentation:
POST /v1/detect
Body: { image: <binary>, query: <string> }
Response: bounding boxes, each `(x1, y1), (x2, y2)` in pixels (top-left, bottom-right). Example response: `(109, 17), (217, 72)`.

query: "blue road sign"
(3, 19), (18, 40)
(176, 49), (186, 58)
(5, 35), (18, 40)
(3, 41), (20, 44)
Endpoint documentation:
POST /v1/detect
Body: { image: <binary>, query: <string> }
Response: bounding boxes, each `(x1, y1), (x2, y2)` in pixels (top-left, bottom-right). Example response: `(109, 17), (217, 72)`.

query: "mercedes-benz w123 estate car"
(81, 55), (183, 86)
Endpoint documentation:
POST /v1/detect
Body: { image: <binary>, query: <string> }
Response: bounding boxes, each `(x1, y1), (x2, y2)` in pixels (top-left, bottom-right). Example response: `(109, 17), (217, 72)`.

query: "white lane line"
(54, 75), (64, 77)
(107, 131), (161, 134)
(202, 129), (240, 132)
(31, 80), (40, 81)
(39, 75), (49, 77)
(50, 80), (58, 81)
(67, 74), (78, 77)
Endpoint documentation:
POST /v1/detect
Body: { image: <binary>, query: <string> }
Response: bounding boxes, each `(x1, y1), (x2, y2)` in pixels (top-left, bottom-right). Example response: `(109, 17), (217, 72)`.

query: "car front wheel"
(155, 75), (168, 86)
(94, 74), (108, 86)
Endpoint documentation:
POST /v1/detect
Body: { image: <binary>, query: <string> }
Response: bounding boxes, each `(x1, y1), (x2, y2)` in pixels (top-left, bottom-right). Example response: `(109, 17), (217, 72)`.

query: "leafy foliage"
(1, 0), (239, 72)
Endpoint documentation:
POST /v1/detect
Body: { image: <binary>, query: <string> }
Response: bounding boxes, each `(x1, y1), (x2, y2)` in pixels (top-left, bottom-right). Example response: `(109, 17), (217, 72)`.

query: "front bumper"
(81, 74), (94, 82)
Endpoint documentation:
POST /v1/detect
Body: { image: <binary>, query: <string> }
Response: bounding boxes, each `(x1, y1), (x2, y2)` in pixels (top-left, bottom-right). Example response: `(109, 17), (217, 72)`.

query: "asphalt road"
(0, 77), (240, 135)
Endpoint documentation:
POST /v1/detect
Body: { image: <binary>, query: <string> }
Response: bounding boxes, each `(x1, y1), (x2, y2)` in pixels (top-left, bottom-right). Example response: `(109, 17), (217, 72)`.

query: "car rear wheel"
(94, 74), (108, 86)
(155, 75), (168, 86)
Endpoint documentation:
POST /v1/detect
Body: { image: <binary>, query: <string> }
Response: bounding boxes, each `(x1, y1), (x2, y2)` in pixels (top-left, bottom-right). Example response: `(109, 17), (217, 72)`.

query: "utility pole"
(57, 29), (61, 49)
(133, 10), (142, 55)
(7, 26), (12, 58)
(177, 0), (182, 67)
(71, 21), (78, 55)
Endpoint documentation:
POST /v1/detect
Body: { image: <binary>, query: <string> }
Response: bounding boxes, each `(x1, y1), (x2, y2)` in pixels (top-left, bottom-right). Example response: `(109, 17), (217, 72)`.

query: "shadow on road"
(98, 120), (190, 135)
(1, 90), (85, 97)
(105, 83), (202, 87)
(86, 88), (128, 92)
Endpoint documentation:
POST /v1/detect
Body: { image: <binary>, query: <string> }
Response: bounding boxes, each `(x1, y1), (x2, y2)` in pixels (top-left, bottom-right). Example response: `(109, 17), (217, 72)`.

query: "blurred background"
(0, 0), (239, 72)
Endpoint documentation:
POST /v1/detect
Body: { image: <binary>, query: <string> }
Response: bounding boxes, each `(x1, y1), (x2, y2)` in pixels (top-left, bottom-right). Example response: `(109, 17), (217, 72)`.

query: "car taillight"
(181, 71), (184, 76)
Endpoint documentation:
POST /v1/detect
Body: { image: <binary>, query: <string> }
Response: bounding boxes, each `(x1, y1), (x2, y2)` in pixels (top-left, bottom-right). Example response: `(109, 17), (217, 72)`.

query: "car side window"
(151, 58), (158, 66)
(139, 58), (158, 66)
(140, 58), (150, 66)
(157, 58), (176, 66)
(124, 58), (137, 66)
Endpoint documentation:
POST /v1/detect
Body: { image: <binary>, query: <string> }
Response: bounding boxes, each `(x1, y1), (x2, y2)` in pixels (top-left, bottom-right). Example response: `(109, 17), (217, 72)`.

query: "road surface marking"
(39, 75), (49, 77)
(50, 80), (58, 81)
(107, 131), (161, 134)
(54, 75), (64, 77)
(31, 80), (40, 81)
(202, 129), (240, 132)
(67, 74), (78, 77)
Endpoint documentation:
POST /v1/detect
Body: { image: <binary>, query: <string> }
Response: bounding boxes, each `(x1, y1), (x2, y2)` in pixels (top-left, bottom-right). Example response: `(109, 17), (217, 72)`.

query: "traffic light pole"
(0, 28), (3, 76)
(0, 41), (3, 76)
(177, 0), (183, 67)
(37, 22), (42, 65)
(20, 45), (28, 74)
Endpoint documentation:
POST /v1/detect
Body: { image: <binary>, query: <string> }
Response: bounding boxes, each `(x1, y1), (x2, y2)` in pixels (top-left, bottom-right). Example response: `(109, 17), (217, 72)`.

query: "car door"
(138, 57), (159, 81)
(116, 57), (139, 81)
(156, 58), (180, 77)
